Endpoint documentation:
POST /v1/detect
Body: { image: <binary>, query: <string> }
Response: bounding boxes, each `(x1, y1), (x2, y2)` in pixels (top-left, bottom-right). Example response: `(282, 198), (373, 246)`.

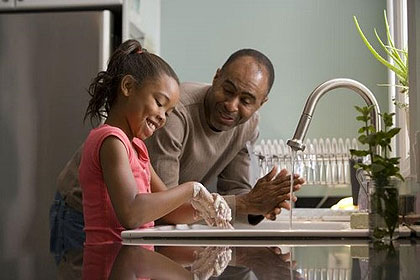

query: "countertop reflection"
(51, 239), (420, 280)
(65, 242), (299, 279)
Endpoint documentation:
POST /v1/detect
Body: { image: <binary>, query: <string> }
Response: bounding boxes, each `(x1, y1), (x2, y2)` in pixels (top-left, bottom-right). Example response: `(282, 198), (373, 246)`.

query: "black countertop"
(3, 238), (419, 279)
(1, 199), (419, 280)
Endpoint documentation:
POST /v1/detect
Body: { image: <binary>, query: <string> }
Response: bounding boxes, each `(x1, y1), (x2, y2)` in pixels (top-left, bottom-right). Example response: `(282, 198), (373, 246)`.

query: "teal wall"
(161, 0), (388, 141)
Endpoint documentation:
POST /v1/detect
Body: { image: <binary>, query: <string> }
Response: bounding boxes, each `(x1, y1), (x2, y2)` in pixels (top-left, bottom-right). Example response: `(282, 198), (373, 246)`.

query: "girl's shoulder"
(89, 124), (129, 142)
(84, 124), (131, 154)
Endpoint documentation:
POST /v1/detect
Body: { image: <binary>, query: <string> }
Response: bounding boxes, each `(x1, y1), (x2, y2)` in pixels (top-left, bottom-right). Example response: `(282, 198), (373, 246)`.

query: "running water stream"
(289, 150), (297, 230)
(289, 151), (298, 279)
(289, 247), (294, 280)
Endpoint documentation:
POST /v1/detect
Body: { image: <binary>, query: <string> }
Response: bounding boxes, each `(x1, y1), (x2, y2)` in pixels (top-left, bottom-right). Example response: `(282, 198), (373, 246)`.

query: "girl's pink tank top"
(79, 124), (154, 245)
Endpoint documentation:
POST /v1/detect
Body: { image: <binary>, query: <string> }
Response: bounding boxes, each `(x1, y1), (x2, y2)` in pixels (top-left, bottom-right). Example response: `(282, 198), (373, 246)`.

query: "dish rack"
(298, 268), (352, 280)
(252, 138), (359, 186)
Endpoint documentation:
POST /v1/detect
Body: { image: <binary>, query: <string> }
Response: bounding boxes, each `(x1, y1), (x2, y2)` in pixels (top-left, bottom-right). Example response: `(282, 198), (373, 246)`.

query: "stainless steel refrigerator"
(0, 9), (115, 278)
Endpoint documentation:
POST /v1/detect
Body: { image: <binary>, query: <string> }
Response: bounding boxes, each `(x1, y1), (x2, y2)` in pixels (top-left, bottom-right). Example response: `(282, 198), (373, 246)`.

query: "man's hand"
(236, 247), (302, 280)
(236, 166), (304, 216)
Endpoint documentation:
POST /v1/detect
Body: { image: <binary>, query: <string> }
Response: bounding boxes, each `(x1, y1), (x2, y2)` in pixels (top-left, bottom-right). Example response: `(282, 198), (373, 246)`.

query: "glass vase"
(369, 180), (399, 242)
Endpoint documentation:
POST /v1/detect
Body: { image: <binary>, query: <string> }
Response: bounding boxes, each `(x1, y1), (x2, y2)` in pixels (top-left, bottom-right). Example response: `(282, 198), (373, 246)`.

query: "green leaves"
(353, 10), (409, 108)
(353, 15), (402, 76)
(350, 149), (369, 157)
(351, 105), (404, 184)
(357, 135), (368, 144)
(371, 163), (385, 172)
(356, 115), (369, 122)
(382, 112), (395, 127)
(358, 126), (375, 134)
(355, 105), (375, 115)
(386, 127), (400, 139)
(355, 105), (367, 114)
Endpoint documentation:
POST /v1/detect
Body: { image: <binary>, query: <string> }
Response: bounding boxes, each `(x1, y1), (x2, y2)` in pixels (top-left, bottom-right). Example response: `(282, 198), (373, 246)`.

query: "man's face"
(205, 56), (269, 131)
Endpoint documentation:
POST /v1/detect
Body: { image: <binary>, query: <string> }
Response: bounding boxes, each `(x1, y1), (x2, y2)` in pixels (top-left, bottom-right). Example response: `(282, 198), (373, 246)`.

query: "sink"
(121, 221), (369, 239)
(234, 220), (350, 230)
(121, 209), (411, 239)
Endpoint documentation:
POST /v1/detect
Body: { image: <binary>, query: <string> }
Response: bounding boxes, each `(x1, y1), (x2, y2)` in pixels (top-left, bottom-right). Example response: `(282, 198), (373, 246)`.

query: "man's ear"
(260, 95), (268, 106)
(213, 68), (222, 83)
(120, 75), (136, 97)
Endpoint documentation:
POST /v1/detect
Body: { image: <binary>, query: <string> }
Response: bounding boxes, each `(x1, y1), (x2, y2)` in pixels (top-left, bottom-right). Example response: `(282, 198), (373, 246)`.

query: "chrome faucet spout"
(287, 78), (381, 151)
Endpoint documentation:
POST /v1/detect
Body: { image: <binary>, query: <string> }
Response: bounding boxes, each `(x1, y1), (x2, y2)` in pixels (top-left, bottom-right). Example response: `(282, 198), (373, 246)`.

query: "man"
(145, 49), (304, 225)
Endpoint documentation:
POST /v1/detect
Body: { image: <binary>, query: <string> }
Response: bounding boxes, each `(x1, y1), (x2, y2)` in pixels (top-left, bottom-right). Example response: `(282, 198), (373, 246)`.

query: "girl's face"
(125, 74), (180, 140)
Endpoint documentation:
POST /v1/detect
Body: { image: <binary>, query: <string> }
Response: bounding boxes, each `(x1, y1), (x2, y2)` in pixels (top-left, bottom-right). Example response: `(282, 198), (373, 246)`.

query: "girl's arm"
(150, 163), (199, 225)
(109, 246), (193, 280)
(101, 136), (195, 229)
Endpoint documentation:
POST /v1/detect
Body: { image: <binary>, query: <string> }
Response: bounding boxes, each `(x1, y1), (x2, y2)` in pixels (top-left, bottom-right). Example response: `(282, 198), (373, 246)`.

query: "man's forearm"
(235, 194), (249, 215)
(226, 193), (264, 225)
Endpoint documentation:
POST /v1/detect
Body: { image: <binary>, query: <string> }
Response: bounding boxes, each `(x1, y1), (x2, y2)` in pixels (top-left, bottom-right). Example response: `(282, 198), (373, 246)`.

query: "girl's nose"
(157, 113), (166, 126)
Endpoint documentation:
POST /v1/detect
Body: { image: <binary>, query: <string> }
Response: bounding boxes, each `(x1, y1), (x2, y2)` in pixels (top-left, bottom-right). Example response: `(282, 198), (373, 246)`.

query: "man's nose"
(224, 97), (240, 112)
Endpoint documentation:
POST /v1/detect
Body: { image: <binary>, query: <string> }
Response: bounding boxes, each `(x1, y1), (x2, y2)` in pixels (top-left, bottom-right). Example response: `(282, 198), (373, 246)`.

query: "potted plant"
(350, 105), (404, 241)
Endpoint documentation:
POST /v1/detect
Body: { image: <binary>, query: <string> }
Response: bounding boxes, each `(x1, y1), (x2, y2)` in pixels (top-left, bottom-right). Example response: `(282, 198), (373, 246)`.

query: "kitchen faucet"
(287, 78), (381, 152)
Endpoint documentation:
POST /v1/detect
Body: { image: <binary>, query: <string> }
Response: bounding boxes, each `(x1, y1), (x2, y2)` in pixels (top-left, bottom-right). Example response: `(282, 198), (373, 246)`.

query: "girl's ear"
(120, 75), (136, 97)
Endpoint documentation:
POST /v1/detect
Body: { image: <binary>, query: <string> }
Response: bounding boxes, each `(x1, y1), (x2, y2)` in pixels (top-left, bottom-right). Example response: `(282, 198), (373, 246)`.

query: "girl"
(79, 40), (232, 245)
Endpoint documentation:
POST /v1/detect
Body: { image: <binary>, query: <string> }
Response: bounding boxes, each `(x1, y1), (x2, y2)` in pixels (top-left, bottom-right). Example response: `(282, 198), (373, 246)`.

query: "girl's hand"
(211, 193), (233, 229)
(191, 182), (233, 229)
(191, 246), (232, 279)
